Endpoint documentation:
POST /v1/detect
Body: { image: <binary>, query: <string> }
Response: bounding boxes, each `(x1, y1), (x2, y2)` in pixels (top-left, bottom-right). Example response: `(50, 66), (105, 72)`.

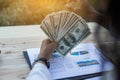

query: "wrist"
(33, 57), (50, 68)
(39, 52), (48, 59)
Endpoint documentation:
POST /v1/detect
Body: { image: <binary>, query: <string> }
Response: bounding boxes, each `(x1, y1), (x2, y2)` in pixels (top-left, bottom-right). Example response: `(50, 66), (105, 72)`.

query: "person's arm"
(26, 39), (58, 80)
(66, 0), (110, 29)
(26, 62), (51, 80)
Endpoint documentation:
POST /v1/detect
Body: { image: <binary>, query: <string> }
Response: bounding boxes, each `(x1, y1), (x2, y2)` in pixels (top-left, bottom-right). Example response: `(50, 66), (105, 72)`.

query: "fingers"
(42, 38), (52, 44)
(42, 39), (58, 49)
(39, 39), (59, 59)
(42, 38), (59, 49)
(50, 42), (59, 49)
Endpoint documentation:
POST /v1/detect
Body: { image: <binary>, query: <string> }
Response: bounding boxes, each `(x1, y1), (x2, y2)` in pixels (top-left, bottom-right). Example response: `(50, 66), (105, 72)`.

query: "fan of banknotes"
(40, 11), (91, 56)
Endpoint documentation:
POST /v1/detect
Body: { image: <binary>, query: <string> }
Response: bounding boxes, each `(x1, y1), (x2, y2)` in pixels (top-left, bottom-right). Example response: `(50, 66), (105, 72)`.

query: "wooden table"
(0, 23), (116, 80)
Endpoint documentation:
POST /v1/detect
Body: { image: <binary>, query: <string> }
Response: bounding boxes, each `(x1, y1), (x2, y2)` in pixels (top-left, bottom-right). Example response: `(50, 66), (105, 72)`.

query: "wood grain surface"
(0, 23), (116, 80)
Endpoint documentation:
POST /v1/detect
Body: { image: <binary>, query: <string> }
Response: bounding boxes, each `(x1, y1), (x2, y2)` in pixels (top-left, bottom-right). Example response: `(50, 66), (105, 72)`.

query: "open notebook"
(23, 43), (114, 80)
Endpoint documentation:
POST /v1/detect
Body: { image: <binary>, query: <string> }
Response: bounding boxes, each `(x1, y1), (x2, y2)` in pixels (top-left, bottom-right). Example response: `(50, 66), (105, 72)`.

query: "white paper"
(85, 76), (102, 80)
(26, 43), (114, 80)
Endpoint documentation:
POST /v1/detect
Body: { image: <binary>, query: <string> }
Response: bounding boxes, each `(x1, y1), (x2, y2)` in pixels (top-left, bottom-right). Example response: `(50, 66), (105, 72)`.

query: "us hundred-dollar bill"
(57, 21), (90, 56)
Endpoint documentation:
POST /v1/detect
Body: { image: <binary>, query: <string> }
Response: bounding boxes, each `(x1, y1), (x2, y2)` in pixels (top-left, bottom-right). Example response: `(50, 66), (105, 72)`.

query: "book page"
(27, 43), (114, 80)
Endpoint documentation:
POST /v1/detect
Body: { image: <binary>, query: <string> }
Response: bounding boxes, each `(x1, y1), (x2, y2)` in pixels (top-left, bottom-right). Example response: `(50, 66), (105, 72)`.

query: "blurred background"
(0, 0), (107, 26)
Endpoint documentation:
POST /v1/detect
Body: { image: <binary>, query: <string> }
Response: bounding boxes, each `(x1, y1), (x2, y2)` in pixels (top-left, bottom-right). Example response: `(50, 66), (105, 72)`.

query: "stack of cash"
(40, 11), (90, 56)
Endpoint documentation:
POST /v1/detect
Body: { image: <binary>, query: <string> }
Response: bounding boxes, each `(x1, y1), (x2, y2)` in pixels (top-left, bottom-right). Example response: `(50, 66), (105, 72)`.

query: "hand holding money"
(40, 11), (90, 56)
(39, 39), (58, 60)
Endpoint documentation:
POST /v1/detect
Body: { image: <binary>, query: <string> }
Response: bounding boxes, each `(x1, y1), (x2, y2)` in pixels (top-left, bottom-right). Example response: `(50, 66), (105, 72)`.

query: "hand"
(38, 39), (58, 60)
(66, 0), (101, 22)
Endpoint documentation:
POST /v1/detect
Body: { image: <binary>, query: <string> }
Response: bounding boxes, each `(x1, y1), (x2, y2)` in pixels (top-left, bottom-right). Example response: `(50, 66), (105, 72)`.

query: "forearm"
(88, 11), (110, 30)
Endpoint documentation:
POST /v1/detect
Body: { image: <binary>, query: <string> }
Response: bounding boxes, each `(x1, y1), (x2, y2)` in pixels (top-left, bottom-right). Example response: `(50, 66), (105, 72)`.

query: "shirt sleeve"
(26, 63), (52, 80)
